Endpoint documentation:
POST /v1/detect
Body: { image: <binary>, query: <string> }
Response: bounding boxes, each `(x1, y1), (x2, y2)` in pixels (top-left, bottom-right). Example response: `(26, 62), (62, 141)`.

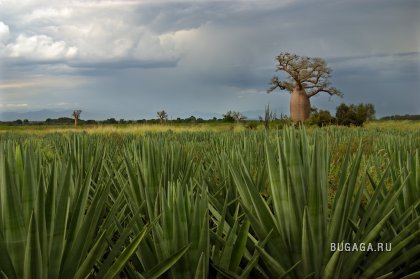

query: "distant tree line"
(309, 103), (376, 127)
(0, 116), (226, 126)
(380, 114), (420, 120)
(1, 103), (418, 127)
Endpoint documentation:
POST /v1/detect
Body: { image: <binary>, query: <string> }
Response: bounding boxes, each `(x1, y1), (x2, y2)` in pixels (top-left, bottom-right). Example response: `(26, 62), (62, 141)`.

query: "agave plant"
(0, 138), (179, 279)
(0, 126), (419, 278)
(228, 127), (420, 278)
(121, 138), (207, 278)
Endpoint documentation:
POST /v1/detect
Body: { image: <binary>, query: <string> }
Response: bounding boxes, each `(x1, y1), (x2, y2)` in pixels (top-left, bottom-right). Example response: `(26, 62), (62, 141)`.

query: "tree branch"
(307, 86), (342, 98)
(267, 76), (294, 93)
(268, 52), (342, 98)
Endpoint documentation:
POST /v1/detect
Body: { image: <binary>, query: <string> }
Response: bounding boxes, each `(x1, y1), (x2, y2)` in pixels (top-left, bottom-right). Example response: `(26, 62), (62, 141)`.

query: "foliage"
(0, 126), (419, 278)
(157, 110), (168, 123)
(46, 117), (75, 124)
(336, 103), (375, 126)
(223, 111), (246, 123)
(103, 118), (118, 124)
(229, 127), (420, 278)
(0, 138), (158, 278)
(72, 110), (82, 119)
(309, 108), (335, 127)
(381, 114), (420, 120)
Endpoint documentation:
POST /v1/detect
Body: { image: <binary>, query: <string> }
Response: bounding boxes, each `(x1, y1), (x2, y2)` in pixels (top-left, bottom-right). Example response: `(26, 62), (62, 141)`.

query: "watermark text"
(330, 242), (391, 252)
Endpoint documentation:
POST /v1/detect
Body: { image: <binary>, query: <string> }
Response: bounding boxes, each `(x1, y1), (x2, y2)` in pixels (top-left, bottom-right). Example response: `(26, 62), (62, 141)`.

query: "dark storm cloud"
(68, 59), (179, 71)
(328, 52), (420, 63)
(0, 0), (419, 119)
(331, 59), (420, 116)
(130, 2), (229, 33)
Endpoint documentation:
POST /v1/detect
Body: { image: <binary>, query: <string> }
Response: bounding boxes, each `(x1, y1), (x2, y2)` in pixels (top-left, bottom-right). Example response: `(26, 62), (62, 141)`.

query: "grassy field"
(0, 122), (419, 278)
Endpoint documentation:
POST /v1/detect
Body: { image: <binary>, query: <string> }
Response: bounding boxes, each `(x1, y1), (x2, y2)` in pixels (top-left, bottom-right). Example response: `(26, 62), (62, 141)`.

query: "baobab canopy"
(268, 52), (342, 122)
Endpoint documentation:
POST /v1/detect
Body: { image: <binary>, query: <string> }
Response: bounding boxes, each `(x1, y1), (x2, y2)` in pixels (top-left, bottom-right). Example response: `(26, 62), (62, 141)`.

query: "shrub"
(223, 111), (246, 122)
(309, 108), (335, 127)
(336, 103), (375, 126)
(246, 122), (258, 130)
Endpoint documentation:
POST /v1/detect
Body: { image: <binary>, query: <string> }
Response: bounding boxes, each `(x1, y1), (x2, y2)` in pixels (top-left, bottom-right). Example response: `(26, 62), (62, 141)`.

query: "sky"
(0, 0), (419, 120)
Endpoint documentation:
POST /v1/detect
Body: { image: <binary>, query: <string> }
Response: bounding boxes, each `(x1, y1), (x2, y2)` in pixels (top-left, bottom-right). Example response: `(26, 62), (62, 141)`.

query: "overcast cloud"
(0, 0), (419, 120)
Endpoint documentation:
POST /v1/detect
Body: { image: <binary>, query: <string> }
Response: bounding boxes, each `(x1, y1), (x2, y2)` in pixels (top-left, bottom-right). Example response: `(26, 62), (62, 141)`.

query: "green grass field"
(0, 122), (419, 278)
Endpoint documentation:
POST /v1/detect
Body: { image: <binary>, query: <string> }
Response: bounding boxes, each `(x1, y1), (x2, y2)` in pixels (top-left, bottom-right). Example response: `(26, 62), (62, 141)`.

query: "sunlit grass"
(365, 120), (420, 130)
(1, 120), (418, 135)
(0, 122), (253, 134)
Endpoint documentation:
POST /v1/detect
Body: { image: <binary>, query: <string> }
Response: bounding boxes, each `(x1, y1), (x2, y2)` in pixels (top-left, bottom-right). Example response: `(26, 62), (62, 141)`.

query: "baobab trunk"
(290, 87), (310, 122)
(74, 117), (78, 127)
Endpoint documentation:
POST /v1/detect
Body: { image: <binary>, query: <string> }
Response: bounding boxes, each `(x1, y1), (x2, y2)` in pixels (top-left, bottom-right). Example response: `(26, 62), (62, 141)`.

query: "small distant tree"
(223, 111), (246, 123)
(104, 118), (117, 124)
(223, 111), (235, 122)
(232, 111), (246, 122)
(157, 110), (168, 123)
(188, 116), (197, 123)
(72, 110), (82, 127)
(86, 120), (97, 124)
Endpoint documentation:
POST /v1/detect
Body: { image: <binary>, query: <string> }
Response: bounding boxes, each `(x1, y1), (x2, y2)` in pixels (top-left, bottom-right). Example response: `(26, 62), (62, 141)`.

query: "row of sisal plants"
(0, 126), (419, 278)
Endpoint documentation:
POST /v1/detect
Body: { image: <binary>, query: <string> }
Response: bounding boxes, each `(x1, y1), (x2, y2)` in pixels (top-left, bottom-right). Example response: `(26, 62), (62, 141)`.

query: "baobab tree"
(157, 110), (168, 123)
(267, 52), (342, 122)
(72, 110), (82, 127)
